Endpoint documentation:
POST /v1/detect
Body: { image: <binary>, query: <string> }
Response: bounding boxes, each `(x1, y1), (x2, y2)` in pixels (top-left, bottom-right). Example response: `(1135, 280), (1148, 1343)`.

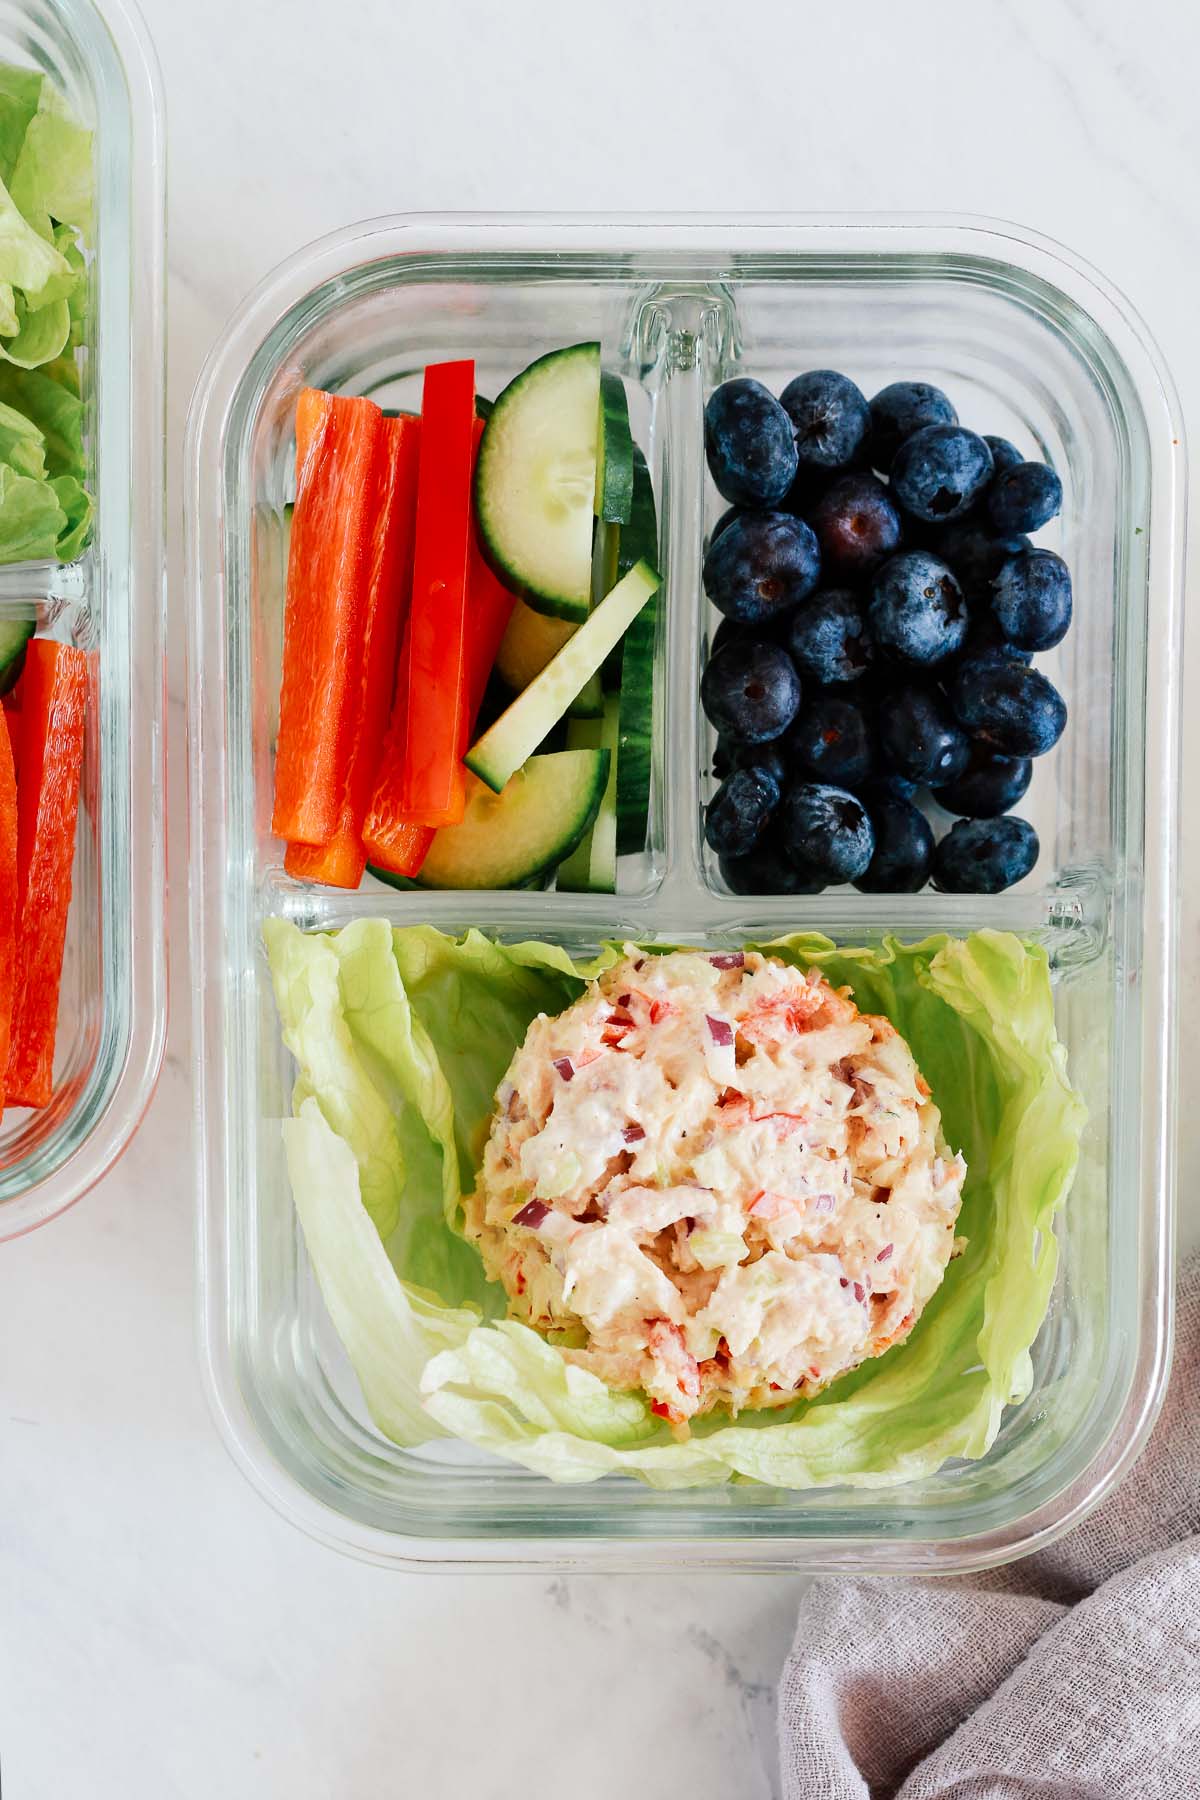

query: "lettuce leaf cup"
(264, 919), (1083, 1491)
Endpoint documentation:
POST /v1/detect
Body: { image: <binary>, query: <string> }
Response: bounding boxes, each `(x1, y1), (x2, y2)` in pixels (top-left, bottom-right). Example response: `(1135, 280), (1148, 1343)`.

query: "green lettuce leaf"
(0, 289), (69, 367)
(0, 360), (83, 476)
(265, 922), (1085, 1488)
(0, 66), (91, 561)
(0, 396), (46, 479)
(8, 77), (93, 234)
(23, 221), (84, 313)
(0, 66), (42, 186)
(49, 473), (92, 560)
(0, 461), (65, 560)
(0, 174), (69, 293)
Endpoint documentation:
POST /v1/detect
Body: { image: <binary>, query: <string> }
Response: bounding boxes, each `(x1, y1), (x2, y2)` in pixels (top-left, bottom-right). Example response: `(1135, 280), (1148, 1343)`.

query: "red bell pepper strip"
(366, 360), (476, 838)
(6, 640), (87, 1109)
(0, 708), (16, 1107)
(286, 413), (421, 888)
(272, 387), (383, 846)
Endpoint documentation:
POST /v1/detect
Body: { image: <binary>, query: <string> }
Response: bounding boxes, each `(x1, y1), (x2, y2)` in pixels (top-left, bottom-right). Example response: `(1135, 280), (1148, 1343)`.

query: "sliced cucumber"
(466, 558), (660, 795)
(592, 516), (620, 606)
(474, 342), (599, 623)
(494, 598), (577, 692)
(618, 445), (659, 577)
(0, 618), (33, 696)
(616, 450), (660, 855)
(559, 696), (619, 892)
(416, 750), (610, 890)
(594, 372), (634, 524)
(568, 671), (604, 719)
(565, 715), (604, 751)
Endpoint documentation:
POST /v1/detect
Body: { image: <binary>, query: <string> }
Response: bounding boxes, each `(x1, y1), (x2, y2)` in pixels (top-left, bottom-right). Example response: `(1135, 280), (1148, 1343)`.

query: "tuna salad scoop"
(464, 947), (966, 1428)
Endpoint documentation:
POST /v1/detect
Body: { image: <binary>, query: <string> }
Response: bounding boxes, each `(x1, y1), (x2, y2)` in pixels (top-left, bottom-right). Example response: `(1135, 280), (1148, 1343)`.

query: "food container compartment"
(0, 0), (165, 1242)
(188, 217), (1181, 1569)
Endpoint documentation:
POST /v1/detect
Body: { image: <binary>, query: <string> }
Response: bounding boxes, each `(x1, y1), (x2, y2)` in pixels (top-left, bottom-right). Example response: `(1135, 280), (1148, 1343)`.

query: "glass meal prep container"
(187, 215), (1182, 1571)
(0, 0), (165, 1243)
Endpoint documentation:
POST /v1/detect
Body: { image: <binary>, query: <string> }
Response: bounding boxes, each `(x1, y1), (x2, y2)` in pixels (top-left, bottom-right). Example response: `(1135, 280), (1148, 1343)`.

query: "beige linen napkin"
(778, 1259), (1200, 1799)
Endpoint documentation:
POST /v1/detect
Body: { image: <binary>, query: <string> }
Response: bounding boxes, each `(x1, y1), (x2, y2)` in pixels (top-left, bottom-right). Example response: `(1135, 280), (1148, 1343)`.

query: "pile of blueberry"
(701, 370), (1072, 895)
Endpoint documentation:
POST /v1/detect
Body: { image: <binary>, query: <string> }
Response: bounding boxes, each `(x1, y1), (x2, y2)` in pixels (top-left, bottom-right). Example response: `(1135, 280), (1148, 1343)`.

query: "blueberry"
(867, 769), (918, 801)
(878, 685), (971, 785)
(949, 657), (1067, 757)
(709, 607), (795, 660)
(705, 378), (798, 507)
(868, 381), (958, 472)
(720, 845), (827, 896)
(930, 521), (1032, 602)
(781, 463), (836, 520)
(703, 512), (821, 626)
(710, 505), (745, 545)
(990, 547), (1073, 651)
(788, 694), (875, 789)
(932, 816), (1039, 893)
(711, 737), (788, 801)
(701, 640), (802, 744)
(809, 472), (902, 581)
(891, 425), (994, 523)
(854, 793), (935, 893)
(987, 461), (1063, 535)
(869, 551), (968, 667)
(709, 614), (749, 661)
(704, 767), (779, 857)
(984, 435), (1023, 478)
(932, 744), (1032, 818)
(954, 611), (1033, 667)
(780, 782), (874, 884)
(786, 588), (875, 687)
(779, 369), (870, 473)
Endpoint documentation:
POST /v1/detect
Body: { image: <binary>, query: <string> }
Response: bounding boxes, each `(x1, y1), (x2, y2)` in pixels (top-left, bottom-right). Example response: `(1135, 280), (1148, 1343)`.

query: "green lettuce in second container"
(264, 919), (1084, 1491)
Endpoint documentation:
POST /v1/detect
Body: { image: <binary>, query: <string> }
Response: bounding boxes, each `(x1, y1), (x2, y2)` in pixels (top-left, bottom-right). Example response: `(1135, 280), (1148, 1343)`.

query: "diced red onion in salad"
(622, 1123), (646, 1143)
(810, 1193), (837, 1214)
(876, 1243), (894, 1263)
(853, 1281), (866, 1302)
(513, 1199), (550, 1229)
(708, 952), (745, 970)
(706, 1015), (734, 1046)
(552, 1057), (574, 1081)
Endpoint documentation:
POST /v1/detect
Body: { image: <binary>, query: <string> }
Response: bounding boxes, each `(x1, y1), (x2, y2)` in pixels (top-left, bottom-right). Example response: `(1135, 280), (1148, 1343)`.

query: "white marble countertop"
(1, 0), (1197, 1793)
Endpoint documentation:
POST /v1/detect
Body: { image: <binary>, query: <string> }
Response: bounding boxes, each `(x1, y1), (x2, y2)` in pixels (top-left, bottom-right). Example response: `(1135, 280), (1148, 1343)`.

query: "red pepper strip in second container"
(272, 387), (383, 847)
(366, 359), (476, 838)
(6, 639), (87, 1110)
(0, 707), (16, 1106)
(286, 412), (422, 889)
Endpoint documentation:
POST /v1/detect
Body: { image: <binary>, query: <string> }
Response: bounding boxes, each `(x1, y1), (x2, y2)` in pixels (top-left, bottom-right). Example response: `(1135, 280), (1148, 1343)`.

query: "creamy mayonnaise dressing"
(463, 948), (966, 1427)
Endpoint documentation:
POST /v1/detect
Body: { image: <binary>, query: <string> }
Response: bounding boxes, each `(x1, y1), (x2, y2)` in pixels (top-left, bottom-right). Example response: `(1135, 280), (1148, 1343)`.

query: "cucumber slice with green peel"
(415, 750), (610, 890)
(594, 372), (634, 524)
(568, 671), (604, 719)
(616, 451), (660, 855)
(474, 342), (600, 623)
(495, 598), (577, 692)
(565, 714), (604, 751)
(591, 515), (620, 606)
(0, 618), (33, 696)
(466, 558), (660, 794)
(618, 444), (659, 575)
(559, 695), (619, 892)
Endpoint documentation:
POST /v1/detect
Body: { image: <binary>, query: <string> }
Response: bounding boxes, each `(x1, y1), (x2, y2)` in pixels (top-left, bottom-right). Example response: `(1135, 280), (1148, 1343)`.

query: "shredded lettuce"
(264, 920), (1084, 1490)
(0, 63), (92, 562)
